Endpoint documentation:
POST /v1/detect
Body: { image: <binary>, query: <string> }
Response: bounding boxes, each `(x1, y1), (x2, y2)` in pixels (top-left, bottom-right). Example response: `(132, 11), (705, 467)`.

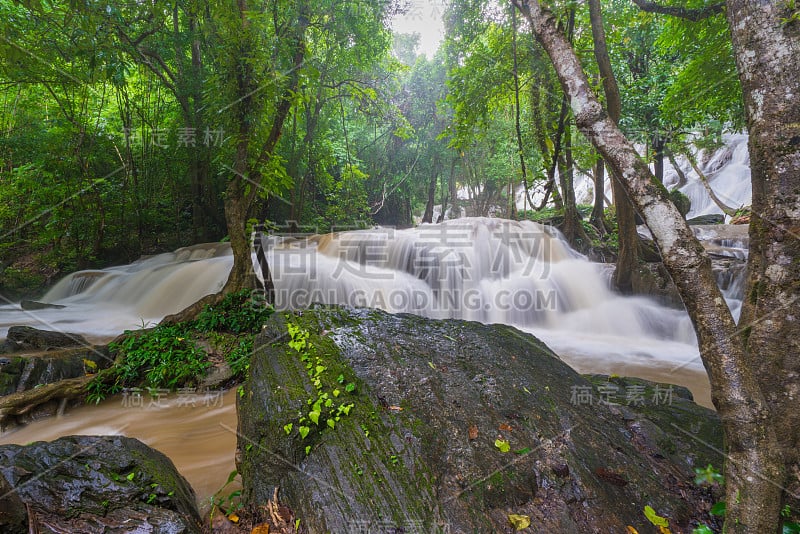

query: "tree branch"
(631, 0), (725, 21)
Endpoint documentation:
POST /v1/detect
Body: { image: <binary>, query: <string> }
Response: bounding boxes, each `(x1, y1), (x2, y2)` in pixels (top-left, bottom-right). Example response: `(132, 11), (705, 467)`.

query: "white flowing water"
(1, 217), (749, 505)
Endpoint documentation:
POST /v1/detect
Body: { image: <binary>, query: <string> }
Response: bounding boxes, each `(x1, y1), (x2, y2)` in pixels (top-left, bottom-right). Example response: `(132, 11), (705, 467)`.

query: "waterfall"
(672, 133), (752, 219)
(0, 216), (734, 407)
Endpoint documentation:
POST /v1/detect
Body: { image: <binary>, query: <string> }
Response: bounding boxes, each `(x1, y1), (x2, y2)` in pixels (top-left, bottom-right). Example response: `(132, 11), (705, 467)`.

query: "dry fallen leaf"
(227, 512), (239, 523)
(626, 527), (639, 534)
(468, 425), (479, 440)
(251, 524), (270, 534)
(499, 423), (513, 432)
(388, 405), (403, 411)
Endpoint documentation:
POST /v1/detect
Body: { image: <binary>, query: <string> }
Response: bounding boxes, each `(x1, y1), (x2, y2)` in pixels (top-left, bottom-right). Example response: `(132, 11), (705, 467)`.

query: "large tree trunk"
(726, 0), (800, 529)
(512, 1), (783, 532)
(587, 0), (640, 292)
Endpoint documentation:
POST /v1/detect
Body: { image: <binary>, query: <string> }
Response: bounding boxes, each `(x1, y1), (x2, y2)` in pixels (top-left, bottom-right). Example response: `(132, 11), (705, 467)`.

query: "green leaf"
(305, 445), (311, 456)
(692, 526), (714, 534)
(508, 514), (531, 530)
(298, 426), (310, 439)
(345, 382), (356, 393)
(309, 410), (320, 425)
(710, 501), (726, 516)
(783, 522), (800, 534)
(333, 389), (341, 397)
(327, 419), (336, 429)
(283, 423), (293, 435)
(126, 472), (135, 481)
(644, 506), (669, 527)
(514, 447), (531, 455)
(494, 439), (510, 453)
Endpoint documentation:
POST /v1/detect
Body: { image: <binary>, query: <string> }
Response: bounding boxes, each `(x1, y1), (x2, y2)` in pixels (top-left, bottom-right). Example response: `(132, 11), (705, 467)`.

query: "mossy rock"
(0, 435), (202, 532)
(238, 306), (722, 533)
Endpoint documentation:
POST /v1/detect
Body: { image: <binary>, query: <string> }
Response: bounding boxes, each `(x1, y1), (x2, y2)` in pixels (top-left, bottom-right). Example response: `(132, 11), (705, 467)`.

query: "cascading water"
(1, 218), (749, 505)
(0, 243), (233, 341)
(670, 133), (752, 219)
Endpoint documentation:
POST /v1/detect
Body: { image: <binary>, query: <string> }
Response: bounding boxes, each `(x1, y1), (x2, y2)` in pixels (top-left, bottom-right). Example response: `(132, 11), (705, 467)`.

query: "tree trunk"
(590, 158), (606, 234)
(511, 4), (535, 210)
(557, 118), (589, 248)
(422, 157), (439, 224)
(512, 2), (782, 532)
(726, 1), (800, 530)
(221, 0), (307, 294)
(652, 132), (666, 183)
(448, 157), (459, 219)
(587, 0), (639, 292)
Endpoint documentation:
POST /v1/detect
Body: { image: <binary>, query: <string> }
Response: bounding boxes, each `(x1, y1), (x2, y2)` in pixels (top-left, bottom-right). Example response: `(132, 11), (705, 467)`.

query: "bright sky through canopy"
(390, 0), (446, 57)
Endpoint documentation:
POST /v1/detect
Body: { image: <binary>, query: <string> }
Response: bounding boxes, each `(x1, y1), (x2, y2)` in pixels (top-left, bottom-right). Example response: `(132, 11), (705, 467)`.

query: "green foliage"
(106, 324), (209, 392)
(282, 321), (358, 452)
(694, 464), (724, 486)
(226, 337), (254, 379)
(209, 468), (242, 519)
(195, 290), (273, 334)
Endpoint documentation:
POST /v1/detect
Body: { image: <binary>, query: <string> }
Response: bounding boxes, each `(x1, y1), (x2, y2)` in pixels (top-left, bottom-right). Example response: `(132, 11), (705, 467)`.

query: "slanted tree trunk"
(512, 2), (784, 532)
(587, 0), (640, 292)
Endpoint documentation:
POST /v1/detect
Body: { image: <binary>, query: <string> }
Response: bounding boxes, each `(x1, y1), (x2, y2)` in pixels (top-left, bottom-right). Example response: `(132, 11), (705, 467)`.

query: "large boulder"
(0, 435), (203, 533)
(238, 306), (722, 533)
(1, 325), (89, 353)
(0, 345), (111, 397)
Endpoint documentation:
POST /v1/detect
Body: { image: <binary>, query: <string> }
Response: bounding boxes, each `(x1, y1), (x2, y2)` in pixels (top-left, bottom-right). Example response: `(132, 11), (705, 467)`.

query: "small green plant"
(282, 321), (359, 453)
(694, 464), (724, 486)
(210, 469), (242, 520)
(86, 323), (210, 403)
(195, 289), (273, 334)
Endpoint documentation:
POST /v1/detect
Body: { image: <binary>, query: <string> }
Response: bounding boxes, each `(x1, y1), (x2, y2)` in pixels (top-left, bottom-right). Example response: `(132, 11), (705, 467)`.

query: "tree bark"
(512, 2), (782, 532)
(587, 0), (640, 292)
(590, 157), (606, 234)
(726, 1), (800, 529)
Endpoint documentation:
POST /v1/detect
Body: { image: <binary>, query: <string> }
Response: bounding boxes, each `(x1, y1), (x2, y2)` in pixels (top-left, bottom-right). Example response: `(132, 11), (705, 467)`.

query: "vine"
(283, 322), (357, 455)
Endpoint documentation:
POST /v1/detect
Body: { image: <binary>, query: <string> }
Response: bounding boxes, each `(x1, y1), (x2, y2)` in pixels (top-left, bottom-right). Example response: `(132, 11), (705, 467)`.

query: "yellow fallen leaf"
(508, 513), (531, 530)
(228, 512), (239, 523)
(250, 524), (270, 534)
(388, 405), (403, 411)
(626, 527), (639, 534)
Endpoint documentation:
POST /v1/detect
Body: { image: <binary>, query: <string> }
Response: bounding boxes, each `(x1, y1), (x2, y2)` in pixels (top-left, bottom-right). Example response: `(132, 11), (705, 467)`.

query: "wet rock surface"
(0, 345), (110, 396)
(1, 325), (90, 353)
(238, 306), (722, 533)
(0, 435), (203, 533)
